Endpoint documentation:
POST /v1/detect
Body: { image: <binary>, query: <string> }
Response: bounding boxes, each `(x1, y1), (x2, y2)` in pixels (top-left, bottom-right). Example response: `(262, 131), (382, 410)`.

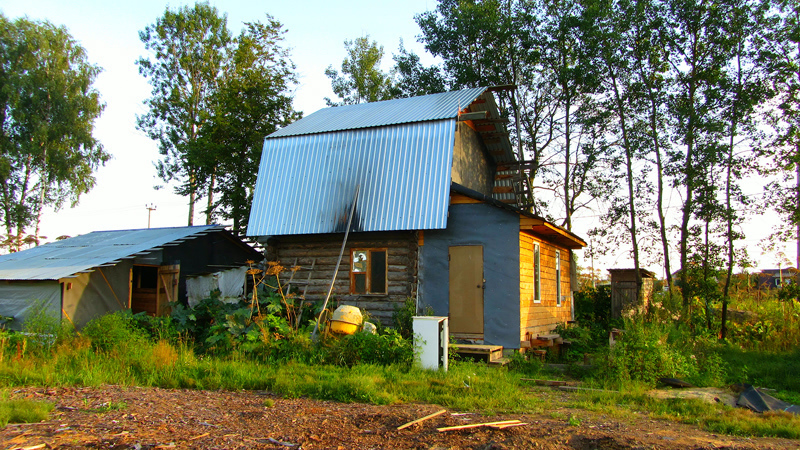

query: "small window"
(350, 249), (387, 295)
(533, 243), (541, 303)
(556, 250), (562, 307)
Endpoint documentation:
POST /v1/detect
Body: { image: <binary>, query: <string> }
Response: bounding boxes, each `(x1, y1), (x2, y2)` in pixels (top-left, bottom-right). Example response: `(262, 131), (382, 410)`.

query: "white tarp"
(186, 266), (247, 307)
(0, 281), (61, 331)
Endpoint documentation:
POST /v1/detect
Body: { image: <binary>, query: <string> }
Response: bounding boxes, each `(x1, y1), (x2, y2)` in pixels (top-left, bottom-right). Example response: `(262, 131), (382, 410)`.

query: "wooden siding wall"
(519, 231), (572, 339)
(452, 122), (494, 196)
(267, 232), (417, 327)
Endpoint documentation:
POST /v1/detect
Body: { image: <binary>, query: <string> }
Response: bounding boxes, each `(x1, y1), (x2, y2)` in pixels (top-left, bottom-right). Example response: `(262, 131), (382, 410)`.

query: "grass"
(0, 391), (53, 428)
(716, 346), (800, 404)
(0, 305), (799, 440)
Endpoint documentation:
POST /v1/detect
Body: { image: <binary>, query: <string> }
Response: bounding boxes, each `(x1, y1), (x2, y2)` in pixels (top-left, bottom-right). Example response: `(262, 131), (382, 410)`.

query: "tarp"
(0, 281), (61, 330)
(186, 266), (247, 308)
(61, 261), (132, 329)
(737, 384), (800, 414)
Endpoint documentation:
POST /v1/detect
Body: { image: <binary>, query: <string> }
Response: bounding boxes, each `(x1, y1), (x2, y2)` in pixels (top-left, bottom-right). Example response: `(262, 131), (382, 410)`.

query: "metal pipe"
(312, 185), (360, 340)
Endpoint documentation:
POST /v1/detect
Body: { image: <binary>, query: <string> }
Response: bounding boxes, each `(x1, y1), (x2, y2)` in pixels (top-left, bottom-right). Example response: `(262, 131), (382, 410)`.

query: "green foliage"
(392, 297), (432, 340)
(0, 13), (108, 249)
(322, 328), (413, 367)
(81, 311), (148, 353)
(507, 350), (543, 376)
(138, 3), (298, 226)
(595, 320), (727, 388)
(0, 393), (53, 428)
(325, 35), (393, 106)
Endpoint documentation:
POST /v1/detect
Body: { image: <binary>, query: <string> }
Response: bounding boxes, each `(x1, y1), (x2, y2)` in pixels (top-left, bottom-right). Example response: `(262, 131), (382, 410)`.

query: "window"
(533, 243), (541, 303)
(556, 250), (562, 307)
(350, 249), (387, 295)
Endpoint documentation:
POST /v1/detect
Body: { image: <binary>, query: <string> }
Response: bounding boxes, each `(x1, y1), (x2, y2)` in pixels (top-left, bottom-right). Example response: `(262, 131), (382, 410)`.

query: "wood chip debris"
(9, 445), (47, 450)
(437, 420), (528, 432)
(189, 432), (210, 440)
(397, 409), (447, 430)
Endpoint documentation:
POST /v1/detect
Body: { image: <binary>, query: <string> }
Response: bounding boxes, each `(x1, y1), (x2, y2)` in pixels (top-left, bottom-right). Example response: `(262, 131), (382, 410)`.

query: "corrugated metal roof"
(247, 120), (455, 236)
(269, 87), (488, 138)
(0, 225), (224, 281)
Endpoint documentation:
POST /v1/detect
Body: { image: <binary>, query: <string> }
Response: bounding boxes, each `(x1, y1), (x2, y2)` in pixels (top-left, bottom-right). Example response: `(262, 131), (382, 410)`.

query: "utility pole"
(146, 204), (157, 229)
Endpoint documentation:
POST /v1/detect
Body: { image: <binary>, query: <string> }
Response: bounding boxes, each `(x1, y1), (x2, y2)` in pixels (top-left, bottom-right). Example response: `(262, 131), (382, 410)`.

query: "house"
(757, 268), (798, 289)
(247, 87), (586, 349)
(0, 225), (261, 329)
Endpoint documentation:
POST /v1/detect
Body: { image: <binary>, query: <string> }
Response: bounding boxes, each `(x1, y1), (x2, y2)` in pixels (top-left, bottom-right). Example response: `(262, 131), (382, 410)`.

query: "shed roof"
(269, 87), (489, 138)
(248, 87), (516, 237)
(0, 225), (239, 281)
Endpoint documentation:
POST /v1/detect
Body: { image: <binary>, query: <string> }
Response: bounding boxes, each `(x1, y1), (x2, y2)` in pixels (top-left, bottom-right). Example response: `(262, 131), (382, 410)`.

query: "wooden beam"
(397, 409), (447, 430)
(450, 194), (483, 205)
(520, 217), (545, 227)
(487, 84), (516, 92)
(474, 117), (510, 124)
(458, 111), (488, 121)
(437, 420), (523, 432)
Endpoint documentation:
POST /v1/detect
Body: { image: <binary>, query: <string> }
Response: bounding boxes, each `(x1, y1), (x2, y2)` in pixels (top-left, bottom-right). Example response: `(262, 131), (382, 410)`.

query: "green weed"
(0, 392), (53, 428)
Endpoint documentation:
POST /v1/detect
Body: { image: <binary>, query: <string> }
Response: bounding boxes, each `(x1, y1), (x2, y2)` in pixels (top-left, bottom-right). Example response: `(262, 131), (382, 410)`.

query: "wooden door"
(449, 245), (484, 337)
(156, 264), (179, 317)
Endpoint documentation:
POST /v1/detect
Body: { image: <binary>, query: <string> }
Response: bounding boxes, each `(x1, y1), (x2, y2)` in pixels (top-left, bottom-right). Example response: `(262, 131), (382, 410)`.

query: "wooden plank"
(457, 111), (488, 121)
(492, 186), (514, 194)
(397, 409), (447, 430)
(437, 420), (522, 432)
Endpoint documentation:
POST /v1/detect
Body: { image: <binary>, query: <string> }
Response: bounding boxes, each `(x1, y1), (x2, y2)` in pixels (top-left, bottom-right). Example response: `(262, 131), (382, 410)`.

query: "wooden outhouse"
(608, 268), (656, 318)
(248, 88), (586, 349)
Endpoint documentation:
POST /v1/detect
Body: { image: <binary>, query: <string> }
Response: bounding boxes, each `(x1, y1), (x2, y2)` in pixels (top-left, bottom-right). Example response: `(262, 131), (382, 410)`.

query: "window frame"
(555, 249), (562, 307)
(533, 243), (541, 303)
(349, 248), (388, 295)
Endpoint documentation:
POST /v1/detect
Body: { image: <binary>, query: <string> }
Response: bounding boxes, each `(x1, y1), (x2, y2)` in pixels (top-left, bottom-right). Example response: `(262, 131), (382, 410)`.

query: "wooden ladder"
(282, 257), (316, 301)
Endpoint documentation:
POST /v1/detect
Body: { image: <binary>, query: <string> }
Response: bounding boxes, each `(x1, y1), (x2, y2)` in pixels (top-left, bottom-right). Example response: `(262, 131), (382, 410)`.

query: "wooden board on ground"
(437, 420), (526, 432)
(397, 409), (447, 430)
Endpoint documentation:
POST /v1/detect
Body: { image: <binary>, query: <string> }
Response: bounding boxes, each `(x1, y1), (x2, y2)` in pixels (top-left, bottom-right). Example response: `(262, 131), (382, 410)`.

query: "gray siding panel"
(419, 202), (521, 349)
(248, 120), (456, 236)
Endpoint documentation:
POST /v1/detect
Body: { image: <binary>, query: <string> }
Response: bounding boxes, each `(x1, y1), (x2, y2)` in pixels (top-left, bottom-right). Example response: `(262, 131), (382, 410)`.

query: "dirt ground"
(2, 386), (798, 450)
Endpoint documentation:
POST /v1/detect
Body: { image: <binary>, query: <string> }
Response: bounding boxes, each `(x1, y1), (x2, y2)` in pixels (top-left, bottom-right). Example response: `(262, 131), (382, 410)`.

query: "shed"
(0, 225), (261, 329)
(247, 87), (586, 349)
(608, 268), (657, 318)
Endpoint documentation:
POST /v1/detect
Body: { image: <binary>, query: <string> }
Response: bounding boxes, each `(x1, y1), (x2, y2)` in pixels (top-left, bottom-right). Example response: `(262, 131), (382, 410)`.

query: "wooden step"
(488, 357), (511, 367)
(450, 344), (504, 362)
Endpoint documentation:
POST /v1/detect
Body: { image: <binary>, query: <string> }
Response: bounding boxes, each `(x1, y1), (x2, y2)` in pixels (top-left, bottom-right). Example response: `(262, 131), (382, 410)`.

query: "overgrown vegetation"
(1, 280), (799, 438)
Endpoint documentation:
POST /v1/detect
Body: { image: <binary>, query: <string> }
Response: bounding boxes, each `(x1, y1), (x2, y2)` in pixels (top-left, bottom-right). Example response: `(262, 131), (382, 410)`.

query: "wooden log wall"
(267, 231), (418, 327)
(519, 231), (572, 339)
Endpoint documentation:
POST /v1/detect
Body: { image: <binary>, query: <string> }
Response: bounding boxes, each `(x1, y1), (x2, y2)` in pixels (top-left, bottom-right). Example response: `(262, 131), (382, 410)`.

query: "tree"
(390, 42), (447, 98)
(0, 14), (107, 252)
(762, 0), (800, 286)
(325, 36), (393, 106)
(197, 18), (301, 234)
(137, 2), (231, 226)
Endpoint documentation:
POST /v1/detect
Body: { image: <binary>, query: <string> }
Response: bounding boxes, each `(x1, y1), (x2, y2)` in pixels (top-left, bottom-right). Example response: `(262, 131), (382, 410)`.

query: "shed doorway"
(448, 245), (484, 339)
(131, 264), (179, 317)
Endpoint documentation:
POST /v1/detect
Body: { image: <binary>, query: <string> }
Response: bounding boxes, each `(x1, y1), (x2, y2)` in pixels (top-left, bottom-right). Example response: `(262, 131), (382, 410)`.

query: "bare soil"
(2, 386), (798, 450)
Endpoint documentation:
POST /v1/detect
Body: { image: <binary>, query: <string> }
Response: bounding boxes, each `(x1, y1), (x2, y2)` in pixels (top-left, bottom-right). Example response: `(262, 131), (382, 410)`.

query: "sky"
(0, 0), (792, 274)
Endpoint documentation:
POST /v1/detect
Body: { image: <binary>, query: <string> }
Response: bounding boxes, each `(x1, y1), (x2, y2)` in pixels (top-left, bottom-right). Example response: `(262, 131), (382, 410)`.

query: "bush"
(595, 320), (727, 387)
(81, 311), (148, 353)
(323, 328), (414, 367)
